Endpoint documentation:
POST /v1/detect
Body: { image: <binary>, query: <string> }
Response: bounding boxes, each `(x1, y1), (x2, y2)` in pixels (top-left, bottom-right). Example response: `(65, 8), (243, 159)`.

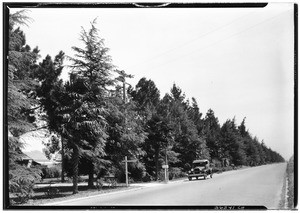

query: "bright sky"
(10, 3), (294, 160)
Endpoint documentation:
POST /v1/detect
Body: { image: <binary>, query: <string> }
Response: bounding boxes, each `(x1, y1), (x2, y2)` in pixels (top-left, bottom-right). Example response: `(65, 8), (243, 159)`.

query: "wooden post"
(164, 167), (167, 183)
(122, 156), (137, 187)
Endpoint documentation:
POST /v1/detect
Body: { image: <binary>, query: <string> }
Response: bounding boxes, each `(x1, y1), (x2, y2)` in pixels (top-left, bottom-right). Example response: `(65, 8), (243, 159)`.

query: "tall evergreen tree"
(167, 84), (210, 169)
(63, 18), (115, 193)
(7, 10), (42, 204)
(145, 98), (177, 180)
(34, 52), (66, 181)
(203, 109), (221, 160)
(219, 119), (247, 166)
(129, 78), (165, 179)
(104, 91), (147, 181)
(187, 97), (203, 133)
(8, 11), (40, 136)
(129, 77), (160, 121)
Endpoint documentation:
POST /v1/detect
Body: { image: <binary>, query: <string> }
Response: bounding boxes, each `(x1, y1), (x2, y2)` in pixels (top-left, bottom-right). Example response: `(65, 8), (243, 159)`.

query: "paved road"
(50, 163), (286, 209)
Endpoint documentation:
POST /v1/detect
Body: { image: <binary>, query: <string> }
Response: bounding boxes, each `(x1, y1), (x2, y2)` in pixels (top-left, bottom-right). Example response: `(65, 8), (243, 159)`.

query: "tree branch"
(21, 125), (49, 135)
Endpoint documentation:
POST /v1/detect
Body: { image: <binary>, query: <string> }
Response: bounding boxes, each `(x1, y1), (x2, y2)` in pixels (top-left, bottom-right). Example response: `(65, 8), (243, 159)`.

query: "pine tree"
(144, 107), (176, 180)
(8, 10), (40, 136)
(219, 119), (247, 166)
(7, 10), (42, 204)
(34, 52), (66, 181)
(129, 78), (166, 180)
(202, 109), (221, 160)
(167, 84), (209, 168)
(65, 19), (115, 193)
(129, 77), (160, 121)
(104, 90), (147, 181)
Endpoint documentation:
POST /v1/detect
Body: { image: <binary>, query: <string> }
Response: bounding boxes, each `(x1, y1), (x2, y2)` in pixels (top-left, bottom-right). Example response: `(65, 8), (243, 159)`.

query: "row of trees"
(7, 11), (285, 203)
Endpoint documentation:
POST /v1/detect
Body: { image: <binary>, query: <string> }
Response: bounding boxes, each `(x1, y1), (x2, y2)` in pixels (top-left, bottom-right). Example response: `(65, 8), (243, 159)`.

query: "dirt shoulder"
(278, 157), (295, 210)
(286, 156), (295, 209)
(23, 184), (141, 206)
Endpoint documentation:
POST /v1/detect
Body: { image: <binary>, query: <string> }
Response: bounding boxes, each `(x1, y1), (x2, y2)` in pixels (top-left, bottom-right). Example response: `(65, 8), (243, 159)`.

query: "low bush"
(169, 167), (185, 180)
(212, 167), (223, 173)
(45, 187), (60, 198)
(41, 165), (61, 179)
(114, 162), (147, 183)
(157, 167), (185, 181)
(129, 162), (146, 182)
(142, 172), (153, 182)
(9, 165), (42, 204)
(157, 170), (166, 181)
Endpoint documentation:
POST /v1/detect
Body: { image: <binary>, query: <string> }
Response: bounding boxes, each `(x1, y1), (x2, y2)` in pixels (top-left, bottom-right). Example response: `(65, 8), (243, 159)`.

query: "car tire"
(188, 177), (192, 181)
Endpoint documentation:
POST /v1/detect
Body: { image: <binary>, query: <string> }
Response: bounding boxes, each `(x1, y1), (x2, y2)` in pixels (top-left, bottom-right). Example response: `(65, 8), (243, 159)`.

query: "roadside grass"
(286, 156), (295, 209)
(279, 157), (295, 210)
(15, 165), (248, 206)
(18, 184), (139, 206)
(278, 167), (288, 209)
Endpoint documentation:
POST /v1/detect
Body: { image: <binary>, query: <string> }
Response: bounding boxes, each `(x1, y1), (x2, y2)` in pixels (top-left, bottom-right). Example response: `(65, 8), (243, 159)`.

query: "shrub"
(129, 162), (146, 182)
(169, 167), (185, 180)
(142, 172), (153, 182)
(114, 162), (146, 183)
(157, 168), (186, 181)
(9, 164), (42, 204)
(45, 187), (60, 198)
(211, 159), (222, 168)
(212, 167), (223, 173)
(157, 170), (165, 181)
(41, 165), (61, 179)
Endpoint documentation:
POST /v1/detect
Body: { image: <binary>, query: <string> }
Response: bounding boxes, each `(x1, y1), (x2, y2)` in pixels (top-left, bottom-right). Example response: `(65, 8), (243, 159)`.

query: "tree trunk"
(155, 148), (159, 181)
(88, 161), (94, 188)
(61, 136), (65, 183)
(72, 145), (79, 194)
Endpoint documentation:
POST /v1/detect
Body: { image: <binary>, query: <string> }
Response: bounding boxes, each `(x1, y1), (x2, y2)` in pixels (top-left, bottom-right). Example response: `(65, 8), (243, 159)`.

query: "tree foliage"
(60, 19), (115, 193)
(7, 10), (42, 204)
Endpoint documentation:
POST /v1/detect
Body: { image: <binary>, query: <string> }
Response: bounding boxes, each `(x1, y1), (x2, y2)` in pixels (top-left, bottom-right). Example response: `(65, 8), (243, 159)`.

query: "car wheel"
(188, 177), (192, 181)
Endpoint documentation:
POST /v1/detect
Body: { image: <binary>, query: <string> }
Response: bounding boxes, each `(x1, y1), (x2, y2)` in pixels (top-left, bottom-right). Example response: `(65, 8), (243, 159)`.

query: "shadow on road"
(183, 178), (212, 182)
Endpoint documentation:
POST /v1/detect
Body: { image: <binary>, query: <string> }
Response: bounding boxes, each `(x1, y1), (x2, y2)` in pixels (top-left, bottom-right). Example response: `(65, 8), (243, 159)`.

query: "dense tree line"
(7, 11), (285, 203)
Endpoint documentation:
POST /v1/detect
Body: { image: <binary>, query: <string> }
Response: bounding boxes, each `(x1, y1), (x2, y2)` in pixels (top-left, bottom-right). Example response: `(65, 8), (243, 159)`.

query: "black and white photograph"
(3, 2), (297, 210)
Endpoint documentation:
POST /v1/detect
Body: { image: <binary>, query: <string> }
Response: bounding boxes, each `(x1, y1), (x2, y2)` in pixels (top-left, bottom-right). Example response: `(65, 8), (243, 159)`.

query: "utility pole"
(116, 70), (135, 187)
(162, 146), (169, 183)
(125, 156), (128, 186)
(122, 156), (137, 187)
(115, 69), (134, 104)
(165, 147), (169, 183)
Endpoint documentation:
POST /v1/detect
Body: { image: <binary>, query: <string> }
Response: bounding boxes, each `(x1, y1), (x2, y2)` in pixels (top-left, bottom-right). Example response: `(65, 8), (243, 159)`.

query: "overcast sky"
(11, 3), (294, 160)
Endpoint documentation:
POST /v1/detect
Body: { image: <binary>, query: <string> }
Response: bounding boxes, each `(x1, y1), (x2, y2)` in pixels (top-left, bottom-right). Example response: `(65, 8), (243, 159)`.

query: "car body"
(188, 159), (213, 180)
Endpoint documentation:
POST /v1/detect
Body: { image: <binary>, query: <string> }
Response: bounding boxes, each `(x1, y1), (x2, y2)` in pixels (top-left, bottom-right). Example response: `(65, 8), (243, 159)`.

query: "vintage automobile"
(188, 159), (213, 181)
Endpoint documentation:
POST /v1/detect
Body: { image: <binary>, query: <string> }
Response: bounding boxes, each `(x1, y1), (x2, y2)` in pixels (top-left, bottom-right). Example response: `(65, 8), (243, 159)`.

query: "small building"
(19, 150), (54, 168)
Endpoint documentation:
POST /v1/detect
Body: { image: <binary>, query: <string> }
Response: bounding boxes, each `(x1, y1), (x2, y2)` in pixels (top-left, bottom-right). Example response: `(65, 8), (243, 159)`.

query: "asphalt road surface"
(50, 163), (286, 209)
